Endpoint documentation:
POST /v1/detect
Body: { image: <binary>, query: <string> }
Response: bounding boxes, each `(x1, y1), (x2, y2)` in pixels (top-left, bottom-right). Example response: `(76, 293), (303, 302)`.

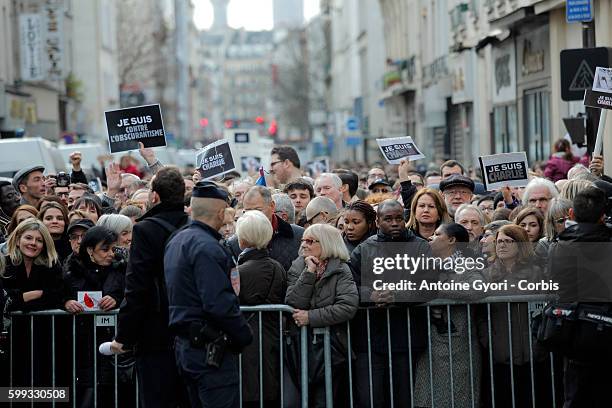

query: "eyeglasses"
(69, 233), (85, 241)
(496, 239), (515, 246)
(301, 238), (320, 245)
(306, 211), (323, 224)
(554, 217), (567, 225)
(270, 161), (282, 168)
(444, 189), (472, 197)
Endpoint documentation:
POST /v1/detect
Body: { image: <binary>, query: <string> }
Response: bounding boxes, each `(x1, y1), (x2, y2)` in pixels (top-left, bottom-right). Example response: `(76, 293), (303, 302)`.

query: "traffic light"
(224, 119), (234, 129)
(199, 118), (209, 128)
(255, 116), (265, 124)
(268, 120), (277, 136)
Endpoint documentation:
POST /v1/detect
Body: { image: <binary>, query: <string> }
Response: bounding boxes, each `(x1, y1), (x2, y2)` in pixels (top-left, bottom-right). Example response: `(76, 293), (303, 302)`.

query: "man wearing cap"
(62, 219), (96, 287)
(439, 174), (475, 219)
(0, 180), (21, 241)
(368, 179), (392, 194)
(304, 196), (338, 226)
(13, 165), (46, 208)
(164, 181), (252, 408)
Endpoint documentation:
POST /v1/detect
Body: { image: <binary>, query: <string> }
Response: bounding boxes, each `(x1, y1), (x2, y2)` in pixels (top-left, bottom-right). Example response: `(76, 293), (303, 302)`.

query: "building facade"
(376, 0), (612, 173)
(327, 0), (386, 163)
(0, 0), (76, 141)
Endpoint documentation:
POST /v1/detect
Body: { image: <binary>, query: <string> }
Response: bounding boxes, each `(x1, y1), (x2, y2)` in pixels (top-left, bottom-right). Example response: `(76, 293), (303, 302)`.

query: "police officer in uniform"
(165, 181), (253, 408)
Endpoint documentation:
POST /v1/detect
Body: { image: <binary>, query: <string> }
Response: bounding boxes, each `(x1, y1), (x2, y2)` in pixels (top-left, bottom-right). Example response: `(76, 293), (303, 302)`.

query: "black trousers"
(353, 351), (420, 408)
(135, 349), (185, 408)
(564, 358), (612, 407)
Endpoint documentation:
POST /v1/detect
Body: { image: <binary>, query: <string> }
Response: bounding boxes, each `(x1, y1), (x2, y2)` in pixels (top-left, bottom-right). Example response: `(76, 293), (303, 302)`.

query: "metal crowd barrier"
(4, 296), (558, 408)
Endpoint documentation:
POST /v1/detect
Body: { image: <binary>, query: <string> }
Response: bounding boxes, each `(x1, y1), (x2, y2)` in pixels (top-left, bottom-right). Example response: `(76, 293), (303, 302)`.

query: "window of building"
(524, 88), (550, 162)
(493, 104), (518, 153)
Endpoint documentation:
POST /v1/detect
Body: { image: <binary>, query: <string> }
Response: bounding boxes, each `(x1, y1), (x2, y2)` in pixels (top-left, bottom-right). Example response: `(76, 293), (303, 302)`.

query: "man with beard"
(439, 175), (474, 220)
(12, 165), (46, 208)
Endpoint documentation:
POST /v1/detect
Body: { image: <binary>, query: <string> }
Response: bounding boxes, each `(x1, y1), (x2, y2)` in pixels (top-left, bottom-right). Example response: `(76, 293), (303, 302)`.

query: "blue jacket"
(164, 220), (252, 349)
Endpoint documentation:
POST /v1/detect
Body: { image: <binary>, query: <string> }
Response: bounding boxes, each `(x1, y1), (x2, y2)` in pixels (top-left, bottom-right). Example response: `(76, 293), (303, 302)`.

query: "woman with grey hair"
(119, 205), (143, 224)
(234, 210), (286, 407)
(97, 214), (133, 249)
(286, 223), (358, 407)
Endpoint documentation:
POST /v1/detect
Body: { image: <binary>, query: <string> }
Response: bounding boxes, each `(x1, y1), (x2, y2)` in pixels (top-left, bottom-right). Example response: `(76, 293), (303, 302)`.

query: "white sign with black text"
(376, 136), (425, 164)
(479, 152), (529, 191)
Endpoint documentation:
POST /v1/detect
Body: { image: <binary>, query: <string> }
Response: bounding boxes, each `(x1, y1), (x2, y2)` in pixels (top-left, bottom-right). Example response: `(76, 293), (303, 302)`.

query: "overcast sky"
(193, 0), (320, 31)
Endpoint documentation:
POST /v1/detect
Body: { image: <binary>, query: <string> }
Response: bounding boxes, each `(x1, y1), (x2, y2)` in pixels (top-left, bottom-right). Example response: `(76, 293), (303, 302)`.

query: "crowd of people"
(0, 138), (610, 407)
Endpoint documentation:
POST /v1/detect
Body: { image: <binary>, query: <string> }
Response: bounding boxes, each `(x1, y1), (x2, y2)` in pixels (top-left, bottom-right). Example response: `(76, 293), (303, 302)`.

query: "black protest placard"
(196, 140), (236, 180)
(105, 104), (166, 153)
(584, 89), (612, 110)
(376, 136), (425, 164)
(479, 152), (529, 191)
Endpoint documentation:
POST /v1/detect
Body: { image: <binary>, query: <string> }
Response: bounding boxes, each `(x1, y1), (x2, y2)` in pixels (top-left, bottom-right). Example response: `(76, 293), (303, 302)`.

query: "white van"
(0, 137), (66, 178)
(57, 143), (109, 172)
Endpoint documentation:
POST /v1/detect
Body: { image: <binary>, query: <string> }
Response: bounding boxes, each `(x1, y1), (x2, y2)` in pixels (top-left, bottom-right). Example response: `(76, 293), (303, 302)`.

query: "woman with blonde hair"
(286, 223), (358, 407)
(1, 218), (63, 386)
(560, 178), (593, 201)
(406, 188), (451, 240)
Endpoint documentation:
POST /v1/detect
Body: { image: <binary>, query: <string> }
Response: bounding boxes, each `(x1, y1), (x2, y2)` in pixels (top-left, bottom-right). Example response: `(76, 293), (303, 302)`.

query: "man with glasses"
(522, 177), (559, 216)
(366, 167), (387, 187)
(269, 145), (303, 185)
(226, 186), (304, 271)
(304, 196), (338, 226)
(439, 175), (475, 219)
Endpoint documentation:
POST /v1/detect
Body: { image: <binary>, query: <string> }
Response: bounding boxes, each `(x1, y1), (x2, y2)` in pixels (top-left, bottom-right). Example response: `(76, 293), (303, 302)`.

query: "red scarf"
(315, 259), (329, 281)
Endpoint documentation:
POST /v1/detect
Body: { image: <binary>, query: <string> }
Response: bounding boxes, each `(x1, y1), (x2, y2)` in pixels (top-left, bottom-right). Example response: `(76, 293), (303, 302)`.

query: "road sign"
(346, 136), (362, 147)
(560, 48), (612, 101)
(346, 116), (359, 132)
(566, 0), (593, 23)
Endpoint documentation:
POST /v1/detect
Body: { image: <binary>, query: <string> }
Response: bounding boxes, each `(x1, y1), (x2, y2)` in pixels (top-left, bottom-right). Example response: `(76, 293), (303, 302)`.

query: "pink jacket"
(544, 154), (581, 182)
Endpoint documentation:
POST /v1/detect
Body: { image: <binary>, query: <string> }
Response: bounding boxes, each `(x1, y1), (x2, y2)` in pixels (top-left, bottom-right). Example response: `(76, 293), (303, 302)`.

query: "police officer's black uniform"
(164, 182), (252, 408)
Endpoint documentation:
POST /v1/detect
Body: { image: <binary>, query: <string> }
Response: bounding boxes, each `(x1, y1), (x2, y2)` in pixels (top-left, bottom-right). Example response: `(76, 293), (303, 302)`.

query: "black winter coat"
(1, 257), (64, 386)
(227, 215), (303, 271)
(115, 201), (189, 353)
(1, 257), (64, 312)
(349, 230), (436, 353)
(237, 248), (286, 402)
(548, 223), (612, 302)
(63, 253), (126, 387)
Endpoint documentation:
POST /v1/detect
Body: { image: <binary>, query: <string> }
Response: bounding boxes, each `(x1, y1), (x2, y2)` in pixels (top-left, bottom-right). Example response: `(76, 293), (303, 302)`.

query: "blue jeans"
(174, 337), (240, 408)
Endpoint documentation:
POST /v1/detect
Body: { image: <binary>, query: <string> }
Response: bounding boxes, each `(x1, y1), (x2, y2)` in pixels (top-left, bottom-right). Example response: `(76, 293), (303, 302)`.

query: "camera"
(56, 172), (70, 187)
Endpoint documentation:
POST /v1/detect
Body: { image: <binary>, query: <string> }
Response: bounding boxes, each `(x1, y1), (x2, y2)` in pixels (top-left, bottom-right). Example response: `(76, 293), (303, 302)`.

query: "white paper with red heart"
(78, 291), (102, 311)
